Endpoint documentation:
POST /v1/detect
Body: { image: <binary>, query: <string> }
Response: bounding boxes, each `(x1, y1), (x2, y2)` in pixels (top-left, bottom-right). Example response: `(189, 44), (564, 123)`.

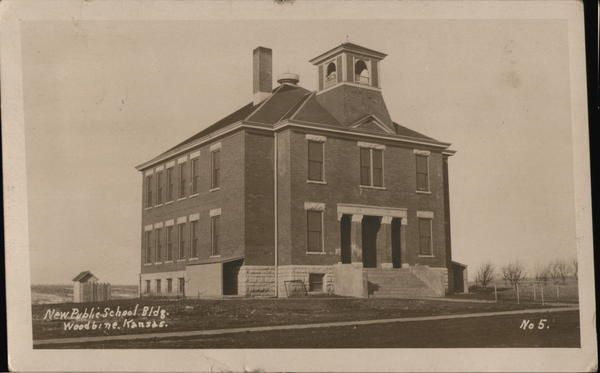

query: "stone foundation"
(277, 265), (334, 296)
(238, 266), (276, 297)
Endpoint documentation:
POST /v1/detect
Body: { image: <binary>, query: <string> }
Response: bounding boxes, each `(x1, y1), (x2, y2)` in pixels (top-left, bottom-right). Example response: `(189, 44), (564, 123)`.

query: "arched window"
(324, 62), (337, 88)
(355, 59), (370, 85)
(326, 62), (337, 78)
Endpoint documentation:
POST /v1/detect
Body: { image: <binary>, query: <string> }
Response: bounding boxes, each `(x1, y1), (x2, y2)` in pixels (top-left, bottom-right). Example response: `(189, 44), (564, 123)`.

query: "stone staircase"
(364, 268), (438, 298)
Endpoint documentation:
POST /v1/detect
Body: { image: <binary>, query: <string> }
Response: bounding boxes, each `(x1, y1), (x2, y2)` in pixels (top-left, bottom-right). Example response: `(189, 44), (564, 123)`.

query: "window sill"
(307, 180), (327, 185)
(306, 251), (326, 255)
(165, 200), (174, 205)
(359, 185), (386, 190)
(164, 260), (174, 264)
(177, 197), (187, 201)
(154, 261), (163, 265)
(189, 257), (199, 260)
(209, 187), (220, 192)
(209, 255), (221, 258)
(144, 207), (153, 210)
(177, 259), (187, 262)
(143, 263), (153, 266)
(189, 193), (199, 198)
(418, 255), (435, 258)
(416, 190), (431, 194)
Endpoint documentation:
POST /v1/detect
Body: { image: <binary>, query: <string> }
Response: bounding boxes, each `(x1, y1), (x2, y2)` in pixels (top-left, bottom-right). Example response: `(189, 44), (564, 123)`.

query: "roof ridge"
(283, 91), (313, 122)
(243, 84), (285, 123)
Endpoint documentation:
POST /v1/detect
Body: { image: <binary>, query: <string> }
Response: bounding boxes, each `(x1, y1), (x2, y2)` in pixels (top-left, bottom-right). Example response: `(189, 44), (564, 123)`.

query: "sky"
(22, 19), (576, 284)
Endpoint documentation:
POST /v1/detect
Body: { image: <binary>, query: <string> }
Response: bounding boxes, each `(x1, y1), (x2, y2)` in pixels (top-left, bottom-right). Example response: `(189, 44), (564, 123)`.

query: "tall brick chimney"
(253, 47), (272, 105)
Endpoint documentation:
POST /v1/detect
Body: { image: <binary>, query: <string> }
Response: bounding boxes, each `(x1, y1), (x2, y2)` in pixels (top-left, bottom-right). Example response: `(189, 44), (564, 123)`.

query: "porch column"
(350, 214), (363, 266)
(377, 216), (393, 268)
(400, 219), (409, 268)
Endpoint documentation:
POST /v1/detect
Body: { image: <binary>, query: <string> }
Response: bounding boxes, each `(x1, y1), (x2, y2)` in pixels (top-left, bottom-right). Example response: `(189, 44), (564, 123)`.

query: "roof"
(72, 271), (96, 282)
(137, 82), (450, 171)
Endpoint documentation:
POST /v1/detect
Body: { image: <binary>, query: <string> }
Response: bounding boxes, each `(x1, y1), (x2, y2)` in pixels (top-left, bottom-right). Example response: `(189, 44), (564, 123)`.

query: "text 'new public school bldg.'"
(136, 42), (468, 298)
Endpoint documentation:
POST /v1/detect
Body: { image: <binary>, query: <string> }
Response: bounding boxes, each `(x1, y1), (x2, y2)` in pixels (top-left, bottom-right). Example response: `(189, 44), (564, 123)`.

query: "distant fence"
(76, 282), (111, 303)
(467, 279), (579, 304)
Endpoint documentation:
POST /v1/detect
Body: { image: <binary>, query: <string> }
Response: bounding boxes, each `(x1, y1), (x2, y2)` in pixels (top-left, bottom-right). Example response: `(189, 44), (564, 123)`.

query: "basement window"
(309, 273), (324, 292)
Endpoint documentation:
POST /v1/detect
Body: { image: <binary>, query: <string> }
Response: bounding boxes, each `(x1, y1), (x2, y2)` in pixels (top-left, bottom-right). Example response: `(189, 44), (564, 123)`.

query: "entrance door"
(340, 214), (351, 264)
(391, 218), (402, 268)
(223, 259), (243, 295)
(361, 216), (379, 268)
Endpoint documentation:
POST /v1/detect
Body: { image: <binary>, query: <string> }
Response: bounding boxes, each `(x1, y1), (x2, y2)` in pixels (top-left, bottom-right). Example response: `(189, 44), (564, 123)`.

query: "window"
(211, 215), (220, 256)
(156, 279), (161, 294)
(179, 277), (185, 295)
(179, 162), (187, 198)
(166, 226), (173, 261)
(167, 278), (172, 293)
(178, 223), (186, 259)
(145, 280), (151, 293)
(324, 61), (337, 88)
(211, 150), (220, 189)
(145, 175), (153, 207)
(416, 154), (429, 192)
(308, 141), (324, 182)
(191, 158), (199, 194)
(156, 171), (163, 205)
(309, 273), (324, 292)
(307, 210), (323, 252)
(144, 231), (152, 263)
(190, 220), (199, 258)
(355, 59), (370, 85)
(155, 228), (162, 262)
(166, 168), (174, 202)
(359, 147), (384, 187)
(418, 218), (433, 256)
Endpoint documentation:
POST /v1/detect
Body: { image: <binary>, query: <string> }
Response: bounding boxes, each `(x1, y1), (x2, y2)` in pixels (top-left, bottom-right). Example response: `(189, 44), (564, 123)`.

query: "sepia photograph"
(2, 0), (596, 371)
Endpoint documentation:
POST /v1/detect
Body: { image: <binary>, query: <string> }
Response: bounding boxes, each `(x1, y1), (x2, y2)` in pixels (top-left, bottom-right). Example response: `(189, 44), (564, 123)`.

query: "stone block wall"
(238, 266), (276, 297)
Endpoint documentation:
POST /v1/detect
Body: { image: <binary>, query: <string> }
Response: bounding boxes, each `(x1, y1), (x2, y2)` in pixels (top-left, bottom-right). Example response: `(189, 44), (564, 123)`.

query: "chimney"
(253, 47), (273, 105)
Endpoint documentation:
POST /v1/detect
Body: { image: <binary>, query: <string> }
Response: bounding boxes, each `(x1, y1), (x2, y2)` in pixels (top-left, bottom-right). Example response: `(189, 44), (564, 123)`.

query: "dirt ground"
(35, 310), (580, 348)
(32, 296), (570, 341)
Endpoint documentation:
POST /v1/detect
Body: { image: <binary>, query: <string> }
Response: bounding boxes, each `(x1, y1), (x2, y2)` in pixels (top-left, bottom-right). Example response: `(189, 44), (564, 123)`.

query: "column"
(350, 214), (363, 267)
(378, 216), (393, 268)
(400, 219), (409, 268)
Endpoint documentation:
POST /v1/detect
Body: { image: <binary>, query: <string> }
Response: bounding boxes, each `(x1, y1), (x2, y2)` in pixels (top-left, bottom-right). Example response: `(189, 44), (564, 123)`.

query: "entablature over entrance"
(336, 203), (407, 225)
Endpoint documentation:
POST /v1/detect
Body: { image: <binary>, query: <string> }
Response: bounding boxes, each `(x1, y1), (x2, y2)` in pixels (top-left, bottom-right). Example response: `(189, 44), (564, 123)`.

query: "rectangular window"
(190, 220), (199, 258)
(211, 150), (220, 189)
(309, 273), (324, 292)
(156, 171), (163, 205)
(145, 231), (152, 263)
(307, 141), (324, 182)
(359, 147), (384, 187)
(166, 226), (173, 261)
(145, 280), (151, 293)
(179, 277), (185, 295)
(211, 215), (220, 256)
(191, 158), (199, 194)
(166, 168), (174, 201)
(416, 155), (429, 191)
(167, 278), (172, 293)
(178, 223), (186, 259)
(307, 210), (323, 252)
(156, 279), (161, 294)
(145, 175), (153, 207)
(155, 228), (162, 262)
(179, 162), (187, 198)
(418, 218), (433, 256)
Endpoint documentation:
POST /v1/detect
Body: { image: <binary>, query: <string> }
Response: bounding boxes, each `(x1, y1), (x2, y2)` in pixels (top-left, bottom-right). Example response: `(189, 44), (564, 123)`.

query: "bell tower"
(310, 43), (394, 131)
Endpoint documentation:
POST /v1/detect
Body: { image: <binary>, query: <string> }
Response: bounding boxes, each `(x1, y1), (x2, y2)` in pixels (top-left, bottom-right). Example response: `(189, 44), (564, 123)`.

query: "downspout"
(274, 131), (279, 297)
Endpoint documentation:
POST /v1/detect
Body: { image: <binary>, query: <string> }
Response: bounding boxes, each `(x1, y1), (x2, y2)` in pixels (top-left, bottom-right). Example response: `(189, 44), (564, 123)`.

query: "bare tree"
(501, 261), (526, 288)
(549, 260), (569, 284)
(533, 264), (549, 285)
(571, 258), (578, 280)
(475, 262), (495, 288)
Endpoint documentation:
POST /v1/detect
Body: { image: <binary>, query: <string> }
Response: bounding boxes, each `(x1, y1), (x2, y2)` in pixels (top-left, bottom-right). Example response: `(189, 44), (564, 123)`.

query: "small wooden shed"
(72, 270), (110, 303)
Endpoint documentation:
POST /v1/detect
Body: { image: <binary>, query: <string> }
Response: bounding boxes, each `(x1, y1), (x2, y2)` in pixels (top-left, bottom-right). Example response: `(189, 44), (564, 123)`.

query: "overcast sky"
(22, 19), (576, 284)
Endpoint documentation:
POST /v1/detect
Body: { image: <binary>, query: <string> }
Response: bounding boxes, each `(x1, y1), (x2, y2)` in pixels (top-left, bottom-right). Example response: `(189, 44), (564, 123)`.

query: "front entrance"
(223, 259), (243, 295)
(340, 214), (352, 264)
(361, 216), (380, 268)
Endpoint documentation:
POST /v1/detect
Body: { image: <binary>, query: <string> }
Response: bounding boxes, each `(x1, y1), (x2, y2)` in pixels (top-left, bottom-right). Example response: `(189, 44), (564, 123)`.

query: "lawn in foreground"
(32, 297), (568, 341)
(37, 310), (580, 348)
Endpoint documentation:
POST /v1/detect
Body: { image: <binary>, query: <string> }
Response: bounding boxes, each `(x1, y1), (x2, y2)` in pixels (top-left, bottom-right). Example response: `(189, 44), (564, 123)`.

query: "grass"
(31, 296), (568, 341)
(35, 310), (580, 349)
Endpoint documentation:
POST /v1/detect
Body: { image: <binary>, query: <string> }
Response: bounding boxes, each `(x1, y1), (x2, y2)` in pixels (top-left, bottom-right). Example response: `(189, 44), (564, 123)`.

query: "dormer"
(309, 42), (387, 92)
